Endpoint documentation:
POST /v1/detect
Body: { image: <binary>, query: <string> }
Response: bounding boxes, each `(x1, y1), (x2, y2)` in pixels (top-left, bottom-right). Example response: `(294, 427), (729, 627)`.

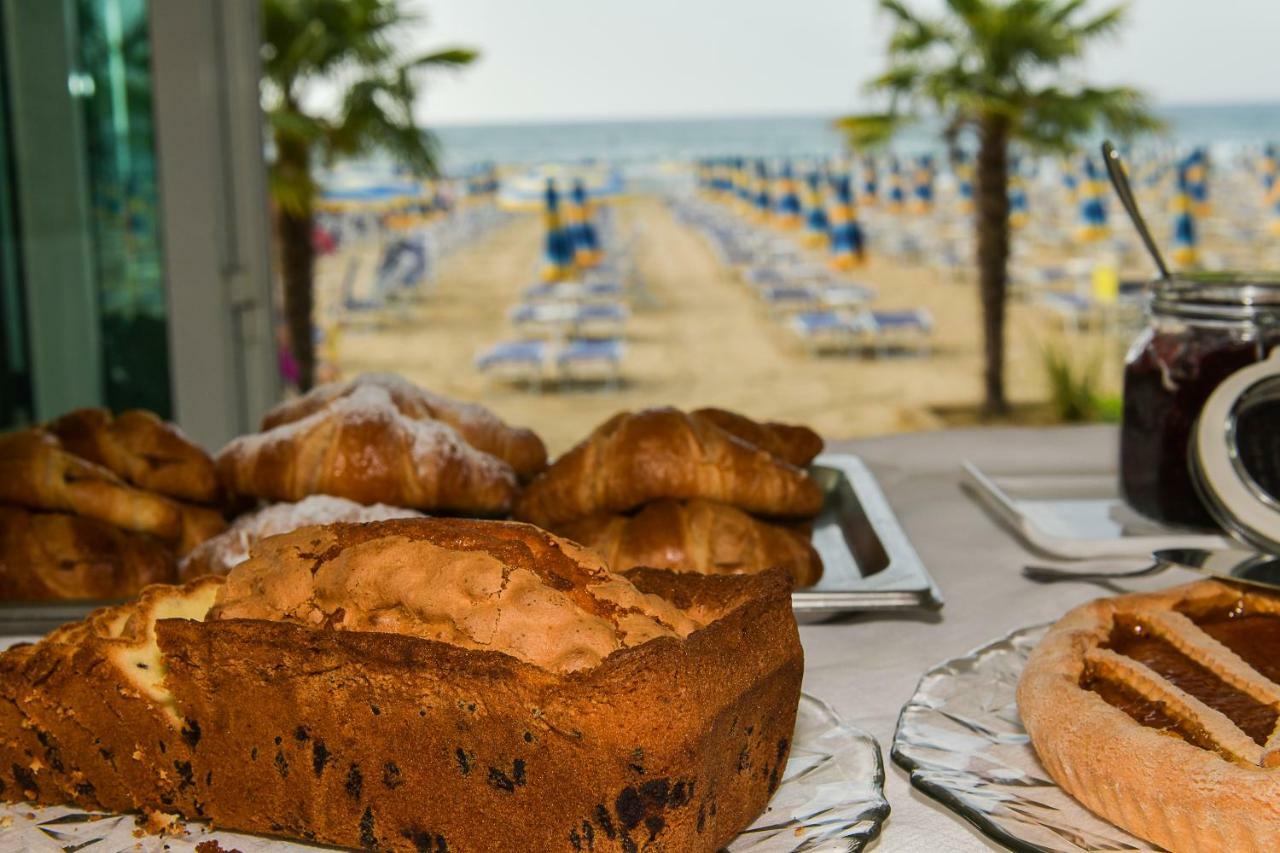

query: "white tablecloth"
(810, 425), (1203, 851)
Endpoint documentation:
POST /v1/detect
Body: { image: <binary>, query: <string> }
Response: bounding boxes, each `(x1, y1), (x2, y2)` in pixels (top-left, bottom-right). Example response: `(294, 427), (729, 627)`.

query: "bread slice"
(0, 519), (803, 852)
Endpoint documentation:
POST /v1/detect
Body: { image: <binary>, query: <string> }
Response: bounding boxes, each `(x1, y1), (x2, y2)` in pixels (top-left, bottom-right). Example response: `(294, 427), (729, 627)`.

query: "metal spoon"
(1024, 547), (1280, 591)
(1100, 140), (1171, 280)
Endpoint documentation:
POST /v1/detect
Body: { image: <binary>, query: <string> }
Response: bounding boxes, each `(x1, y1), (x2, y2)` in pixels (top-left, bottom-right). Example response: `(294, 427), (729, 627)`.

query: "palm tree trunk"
(975, 112), (1012, 415)
(273, 138), (316, 391)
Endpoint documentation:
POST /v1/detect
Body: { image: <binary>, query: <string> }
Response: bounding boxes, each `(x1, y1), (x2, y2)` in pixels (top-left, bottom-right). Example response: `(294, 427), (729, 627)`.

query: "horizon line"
(426, 98), (1280, 129)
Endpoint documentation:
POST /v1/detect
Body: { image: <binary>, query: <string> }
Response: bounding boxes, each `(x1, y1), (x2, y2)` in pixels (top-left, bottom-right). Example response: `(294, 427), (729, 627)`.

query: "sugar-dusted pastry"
(691, 407), (824, 467)
(514, 408), (824, 529)
(178, 494), (422, 580)
(216, 383), (518, 515)
(0, 518), (804, 851)
(557, 498), (823, 588)
(262, 373), (548, 479)
(47, 408), (220, 504)
(0, 506), (176, 600)
(1019, 580), (1280, 852)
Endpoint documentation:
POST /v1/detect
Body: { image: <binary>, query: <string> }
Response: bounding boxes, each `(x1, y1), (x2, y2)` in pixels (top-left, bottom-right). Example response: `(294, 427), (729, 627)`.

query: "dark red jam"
(1121, 332), (1264, 529)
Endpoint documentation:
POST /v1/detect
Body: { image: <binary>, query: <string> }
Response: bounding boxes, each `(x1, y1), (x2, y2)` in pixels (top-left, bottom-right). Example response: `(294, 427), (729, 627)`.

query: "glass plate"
(0, 693), (887, 853)
(891, 624), (1162, 853)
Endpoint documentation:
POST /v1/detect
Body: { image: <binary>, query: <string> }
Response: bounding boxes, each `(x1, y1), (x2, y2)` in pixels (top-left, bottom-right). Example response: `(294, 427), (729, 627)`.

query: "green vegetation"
(848, 0), (1161, 415)
(261, 0), (477, 389)
(1040, 341), (1120, 423)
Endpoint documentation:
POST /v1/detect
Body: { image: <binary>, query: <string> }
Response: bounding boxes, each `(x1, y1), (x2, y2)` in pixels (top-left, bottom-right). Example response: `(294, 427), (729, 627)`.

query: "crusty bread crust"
(1018, 580), (1280, 852)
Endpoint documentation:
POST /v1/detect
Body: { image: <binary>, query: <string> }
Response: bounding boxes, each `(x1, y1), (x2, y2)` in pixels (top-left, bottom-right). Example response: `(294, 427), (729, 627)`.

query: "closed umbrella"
(801, 168), (830, 248)
(1171, 163), (1198, 267)
(540, 179), (575, 282)
(1266, 145), (1280, 236)
(1008, 155), (1029, 229)
(1184, 147), (1210, 218)
(860, 155), (878, 207)
(753, 160), (772, 221)
(886, 157), (906, 214)
(910, 154), (935, 214)
(568, 178), (602, 268)
(828, 172), (866, 271)
(1075, 156), (1108, 243)
(954, 151), (974, 215)
(774, 160), (802, 228)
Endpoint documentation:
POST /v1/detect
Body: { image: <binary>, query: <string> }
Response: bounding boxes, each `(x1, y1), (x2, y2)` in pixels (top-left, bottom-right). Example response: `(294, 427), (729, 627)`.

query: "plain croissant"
(556, 498), (823, 588)
(513, 408), (824, 528)
(691, 407), (824, 467)
(216, 383), (518, 514)
(260, 373), (548, 480)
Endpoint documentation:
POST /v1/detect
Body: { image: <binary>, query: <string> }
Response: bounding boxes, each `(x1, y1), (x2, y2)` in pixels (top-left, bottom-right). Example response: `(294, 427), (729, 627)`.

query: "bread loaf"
(557, 498), (823, 587)
(216, 383), (518, 514)
(262, 373), (548, 479)
(0, 518), (803, 851)
(514, 408), (824, 528)
(0, 506), (176, 600)
(47, 408), (220, 504)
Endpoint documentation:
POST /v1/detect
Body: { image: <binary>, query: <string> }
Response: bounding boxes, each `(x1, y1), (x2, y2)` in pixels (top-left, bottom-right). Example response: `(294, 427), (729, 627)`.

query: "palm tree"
(857, 0), (1159, 414)
(261, 0), (477, 390)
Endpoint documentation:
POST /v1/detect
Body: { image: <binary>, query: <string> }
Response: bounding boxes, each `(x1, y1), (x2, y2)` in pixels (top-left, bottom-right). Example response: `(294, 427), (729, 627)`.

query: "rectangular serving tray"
(0, 453), (941, 635)
(796, 453), (943, 619)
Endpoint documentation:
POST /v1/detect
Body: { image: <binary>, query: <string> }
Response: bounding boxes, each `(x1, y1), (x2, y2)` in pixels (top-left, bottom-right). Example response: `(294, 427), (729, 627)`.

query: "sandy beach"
(323, 195), (1130, 456)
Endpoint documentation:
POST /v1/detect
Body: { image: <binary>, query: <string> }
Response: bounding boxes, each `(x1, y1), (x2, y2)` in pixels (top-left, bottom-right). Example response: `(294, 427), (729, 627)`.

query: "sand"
(330, 196), (1123, 456)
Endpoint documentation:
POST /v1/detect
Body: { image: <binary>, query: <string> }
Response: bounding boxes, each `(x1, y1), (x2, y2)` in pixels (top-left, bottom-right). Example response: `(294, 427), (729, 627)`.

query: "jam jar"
(1120, 274), (1280, 529)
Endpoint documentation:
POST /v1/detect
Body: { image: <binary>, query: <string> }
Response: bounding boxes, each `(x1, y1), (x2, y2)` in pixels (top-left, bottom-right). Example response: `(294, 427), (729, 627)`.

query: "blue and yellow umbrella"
(801, 169), (830, 248)
(860, 156), (878, 207)
(886, 157), (906, 214)
(568, 178), (603, 268)
(1265, 145), (1280, 236)
(1171, 164), (1198, 267)
(1075, 156), (1108, 243)
(752, 160), (773, 221)
(910, 154), (935, 214)
(1008, 155), (1029, 229)
(828, 173), (866, 271)
(1184, 147), (1210, 218)
(954, 151), (974, 215)
(774, 160), (803, 229)
(540, 179), (576, 282)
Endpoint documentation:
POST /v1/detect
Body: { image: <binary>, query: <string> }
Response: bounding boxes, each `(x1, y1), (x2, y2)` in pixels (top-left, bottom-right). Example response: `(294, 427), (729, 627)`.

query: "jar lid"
(1153, 273), (1280, 323)
(1191, 350), (1280, 554)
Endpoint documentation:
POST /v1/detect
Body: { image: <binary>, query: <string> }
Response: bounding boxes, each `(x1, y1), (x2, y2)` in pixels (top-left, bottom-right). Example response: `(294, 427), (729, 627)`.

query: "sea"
(430, 102), (1280, 174)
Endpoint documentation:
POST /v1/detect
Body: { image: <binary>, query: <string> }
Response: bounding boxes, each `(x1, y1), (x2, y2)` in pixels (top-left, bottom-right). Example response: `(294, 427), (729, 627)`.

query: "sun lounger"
(509, 300), (629, 338)
(818, 283), (876, 308)
(759, 286), (819, 313)
(788, 310), (873, 354)
(861, 309), (934, 357)
(475, 339), (549, 389)
(556, 337), (625, 389)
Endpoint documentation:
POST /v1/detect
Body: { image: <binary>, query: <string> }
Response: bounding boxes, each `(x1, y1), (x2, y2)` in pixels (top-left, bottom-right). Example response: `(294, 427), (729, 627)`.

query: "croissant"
(47, 408), (219, 504)
(216, 383), (518, 514)
(514, 408), (824, 528)
(557, 499), (823, 588)
(691, 407), (824, 467)
(261, 373), (548, 479)
(0, 506), (177, 600)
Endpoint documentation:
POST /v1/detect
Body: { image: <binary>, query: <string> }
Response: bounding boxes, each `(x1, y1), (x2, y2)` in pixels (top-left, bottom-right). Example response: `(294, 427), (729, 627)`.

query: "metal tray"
(0, 684), (889, 853)
(0, 453), (941, 636)
(962, 460), (1227, 560)
(797, 453), (943, 619)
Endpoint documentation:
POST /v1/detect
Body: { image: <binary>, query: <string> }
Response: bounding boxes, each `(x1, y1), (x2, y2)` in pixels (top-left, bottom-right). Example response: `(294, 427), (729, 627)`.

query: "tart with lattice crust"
(1019, 580), (1280, 852)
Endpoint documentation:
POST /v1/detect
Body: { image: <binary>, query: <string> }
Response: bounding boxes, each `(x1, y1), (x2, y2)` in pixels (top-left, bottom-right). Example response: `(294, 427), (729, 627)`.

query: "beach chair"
(818, 283), (876, 308)
(788, 310), (872, 355)
(475, 339), (549, 389)
(509, 300), (629, 339)
(556, 337), (625, 389)
(864, 309), (934, 356)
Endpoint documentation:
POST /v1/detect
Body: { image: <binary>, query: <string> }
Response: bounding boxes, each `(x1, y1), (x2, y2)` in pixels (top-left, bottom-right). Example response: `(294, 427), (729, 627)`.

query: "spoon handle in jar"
(1101, 140), (1172, 281)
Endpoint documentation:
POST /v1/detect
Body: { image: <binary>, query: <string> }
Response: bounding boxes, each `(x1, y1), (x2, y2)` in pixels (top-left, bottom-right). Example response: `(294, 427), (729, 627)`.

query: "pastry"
(0, 506), (176, 600)
(1018, 580), (1280, 852)
(262, 373), (548, 479)
(47, 408), (220, 504)
(216, 383), (518, 514)
(514, 408), (824, 529)
(557, 498), (823, 588)
(178, 495), (422, 580)
(691, 407), (824, 467)
(0, 518), (804, 852)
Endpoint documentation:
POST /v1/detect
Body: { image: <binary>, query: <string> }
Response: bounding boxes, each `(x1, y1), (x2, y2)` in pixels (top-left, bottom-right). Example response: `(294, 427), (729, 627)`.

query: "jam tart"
(1019, 580), (1280, 852)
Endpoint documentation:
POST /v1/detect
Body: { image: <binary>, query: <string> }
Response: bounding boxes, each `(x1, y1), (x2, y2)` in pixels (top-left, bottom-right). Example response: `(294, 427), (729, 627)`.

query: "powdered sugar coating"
(178, 495), (423, 580)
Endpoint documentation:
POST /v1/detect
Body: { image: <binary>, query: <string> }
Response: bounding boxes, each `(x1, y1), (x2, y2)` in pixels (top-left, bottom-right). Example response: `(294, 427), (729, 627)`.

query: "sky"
(364, 0), (1280, 125)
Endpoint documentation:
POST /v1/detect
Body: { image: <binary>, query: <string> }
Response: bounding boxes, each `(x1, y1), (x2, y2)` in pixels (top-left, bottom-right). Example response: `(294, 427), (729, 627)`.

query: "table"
(813, 425), (1204, 851)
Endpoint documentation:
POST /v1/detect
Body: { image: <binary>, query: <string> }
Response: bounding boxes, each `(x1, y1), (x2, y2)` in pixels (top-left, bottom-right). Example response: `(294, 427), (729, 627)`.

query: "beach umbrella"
(910, 154), (935, 214)
(828, 172), (866, 271)
(1075, 156), (1108, 243)
(539, 179), (575, 282)
(1184, 147), (1210, 217)
(1265, 145), (1280, 236)
(1171, 164), (1198, 267)
(752, 160), (773, 221)
(568, 178), (602, 268)
(774, 160), (803, 228)
(1008, 155), (1029, 229)
(801, 169), (830, 248)
(954, 151), (974, 215)
(886, 157), (906, 214)
(731, 158), (753, 213)
(860, 156), (878, 207)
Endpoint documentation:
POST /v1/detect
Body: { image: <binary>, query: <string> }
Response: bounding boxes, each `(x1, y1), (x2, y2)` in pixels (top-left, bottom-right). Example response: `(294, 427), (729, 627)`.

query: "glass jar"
(1120, 274), (1280, 529)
